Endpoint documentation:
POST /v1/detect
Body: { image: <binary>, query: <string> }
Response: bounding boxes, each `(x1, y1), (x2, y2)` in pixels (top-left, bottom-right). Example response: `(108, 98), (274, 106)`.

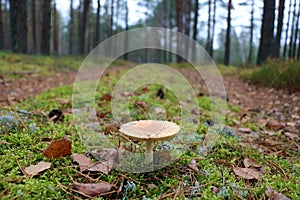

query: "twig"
(55, 179), (82, 200)
(15, 159), (28, 177)
(14, 110), (28, 130)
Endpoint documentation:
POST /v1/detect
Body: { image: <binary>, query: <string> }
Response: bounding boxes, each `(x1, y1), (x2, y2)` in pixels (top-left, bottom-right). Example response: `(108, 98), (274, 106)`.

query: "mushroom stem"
(145, 140), (154, 163)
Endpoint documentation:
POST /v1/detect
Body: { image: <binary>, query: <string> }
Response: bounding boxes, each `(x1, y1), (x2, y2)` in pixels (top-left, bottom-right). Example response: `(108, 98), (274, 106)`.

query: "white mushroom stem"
(145, 140), (154, 163)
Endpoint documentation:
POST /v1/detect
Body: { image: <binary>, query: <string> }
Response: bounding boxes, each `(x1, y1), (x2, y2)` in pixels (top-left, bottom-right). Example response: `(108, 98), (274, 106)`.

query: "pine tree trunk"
(79, 0), (90, 54)
(210, 0), (217, 58)
(193, 0), (199, 41)
(292, 0), (300, 58)
(40, 0), (51, 55)
(31, 0), (37, 53)
(288, 0), (297, 58)
(176, 0), (183, 62)
(9, 0), (28, 53)
(283, 0), (292, 58)
(94, 0), (101, 47)
(3, 0), (10, 49)
(274, 0), (285, 58)
(257, 0), (275, 65)
(53, 2), (59, 55)
(124, 0), (129, 60)
(0, 1), (4, 50)
(224, 0), (232, 65)
(206, 0), (211, 55)
(69, 0), (73, 54)
(247, 0), (254, 64)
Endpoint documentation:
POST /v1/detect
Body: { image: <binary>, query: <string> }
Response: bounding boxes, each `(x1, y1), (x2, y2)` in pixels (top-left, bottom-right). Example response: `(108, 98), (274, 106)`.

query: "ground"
(0, 55), (299, 199)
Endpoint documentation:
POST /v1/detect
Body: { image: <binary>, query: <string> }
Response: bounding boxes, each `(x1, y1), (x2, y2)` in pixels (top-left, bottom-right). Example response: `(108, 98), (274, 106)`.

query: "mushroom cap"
(119, 120), (180, 141)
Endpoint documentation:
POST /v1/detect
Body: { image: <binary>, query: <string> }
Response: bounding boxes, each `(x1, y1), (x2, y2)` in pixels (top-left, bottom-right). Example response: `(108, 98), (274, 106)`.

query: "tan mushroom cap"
(119, 120), (180, 141)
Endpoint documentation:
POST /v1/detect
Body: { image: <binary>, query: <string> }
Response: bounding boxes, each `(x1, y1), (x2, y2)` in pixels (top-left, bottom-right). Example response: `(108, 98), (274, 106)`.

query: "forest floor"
(0, 55), (299, 199)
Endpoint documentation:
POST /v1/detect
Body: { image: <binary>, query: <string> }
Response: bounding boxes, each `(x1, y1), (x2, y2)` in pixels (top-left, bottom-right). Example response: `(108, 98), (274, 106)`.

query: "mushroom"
(119, 120), (180, 163)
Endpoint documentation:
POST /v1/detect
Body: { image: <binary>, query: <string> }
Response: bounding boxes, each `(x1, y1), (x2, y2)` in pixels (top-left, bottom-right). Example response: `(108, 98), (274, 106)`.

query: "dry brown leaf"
(104, 124), (118, 134)
(187, 159), (199, 172)
(72, 154), (93, 172)
(88, 160), (114, 175)
(238, 127), (252, 133)
(58, 99), (69, 105)
(73, 182), (112, 197)
(43, 136), (72, 159)
(134, 101), (149, 109)
(257, 119), (267, 127)
(283, 132), (298, 139)
(101, 93), (112, 101)
(233, 166), (261, 179)
(24, 161), (51, 176)
(243, 157), (261, 168)
(266, 186), (290, 200)
(267, 120), (284, 130)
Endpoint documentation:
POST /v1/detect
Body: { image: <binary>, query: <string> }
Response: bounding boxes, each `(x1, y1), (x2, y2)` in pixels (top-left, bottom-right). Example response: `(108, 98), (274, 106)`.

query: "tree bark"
(40, 0), (51, 55)
(31, 0), (37, 53)
(288, 0), (297, 58)
(210, 0), (217, 58)
(53, 1), (59, 55)
(69, 0), (73, 54)
(274, 0), (285, 58)
(283, 0), (292, 58)
(206, 0), (212, 55)
(0, 0), (4, 49)
(94, 0), (101, 47)
(257, 0), (275, 65)
(9, 0), (28, 53)
(247, 0), (254, 64)
(124, 0), (129, 60)
(79, 0), (90, 54)
(176, 0), (183, 62)
(224, 0), (232, 65)
(292, 0), (300, 58)
(192, 0), (199, 41)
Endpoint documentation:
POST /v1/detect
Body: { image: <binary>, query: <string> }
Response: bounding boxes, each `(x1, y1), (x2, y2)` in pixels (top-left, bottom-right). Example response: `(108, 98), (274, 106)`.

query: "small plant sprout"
(119, 120), (180, 164)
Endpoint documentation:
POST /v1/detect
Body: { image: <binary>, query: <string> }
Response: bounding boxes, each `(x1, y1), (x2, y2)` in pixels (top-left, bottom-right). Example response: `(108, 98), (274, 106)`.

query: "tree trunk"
(3, 0), (10, 49)
(247, 0), (254, 64)
(53, 1), (59, 55)
(124, 0), (129, 60)
(210, 0), (217, 58)
(40, 0), (51, 55)
(206, 0), (212, 55)
(257, 0), (275, 65)
(274, 0), (285, 58)
(176, 0), (183, 62)
(292, 0), (300, 58)
(9, 0), (28, 53)
(288, 0), (297, 58)
(31, 0), (37, 53)
(283, 0), (292, 58)
(193, 0), (199, 41)
(110, 0), (114, 36)
(94, 0), (101, 47)
(224, 0), (232, 65)
(69, 0), (73, 54)
(0, 0), (4, 50)
(79, 0), (90, 54)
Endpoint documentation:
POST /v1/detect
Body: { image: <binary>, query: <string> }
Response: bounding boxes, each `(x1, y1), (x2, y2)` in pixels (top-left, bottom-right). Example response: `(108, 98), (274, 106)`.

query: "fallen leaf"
(90, 148), (120, 161)
(238, 127), (252, 133)
(267, 120), (283, 130)
(283, 132), (298, 139)
(257, 119), (267, 127)
(233, 167), (261, 179)
(286, 122), (296, 127)
(266, 186), (290, 200)
(153, 107), (166, 115)
(104, 124), (118, 134)
(187, 159), (199, 172)
(243, 157), (261, 168)
(24, 161), (51, 176)
(101, 93), (112, 101)
(134, 101), (149, 110)
(88, 160), (114, 175)
(97, 111), (111, 119)
(73, 182), (112, 197)
(43, 136), (72, 159)
(72, 154), (93, 172)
